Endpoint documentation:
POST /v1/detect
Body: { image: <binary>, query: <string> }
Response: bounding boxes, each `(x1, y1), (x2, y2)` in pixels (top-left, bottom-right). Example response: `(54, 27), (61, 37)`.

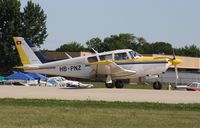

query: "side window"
(191, 83), (197, 88)
(99, 54), (112, 60)
(87, 56), (98, 62)
(114, 53), (129, 60)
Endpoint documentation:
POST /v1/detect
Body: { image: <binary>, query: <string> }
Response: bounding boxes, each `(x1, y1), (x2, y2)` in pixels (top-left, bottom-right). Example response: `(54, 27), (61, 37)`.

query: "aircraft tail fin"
(13, 37), (48, 65)
(23, 38), (49, 63)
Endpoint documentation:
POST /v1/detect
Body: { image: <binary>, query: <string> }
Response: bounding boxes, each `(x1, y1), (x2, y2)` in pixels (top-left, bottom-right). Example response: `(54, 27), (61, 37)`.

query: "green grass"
(0, 99), (200, 128)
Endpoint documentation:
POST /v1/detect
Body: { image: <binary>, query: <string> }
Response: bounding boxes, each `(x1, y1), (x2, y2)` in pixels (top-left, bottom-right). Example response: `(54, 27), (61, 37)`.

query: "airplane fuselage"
(24, 49), (170, 80)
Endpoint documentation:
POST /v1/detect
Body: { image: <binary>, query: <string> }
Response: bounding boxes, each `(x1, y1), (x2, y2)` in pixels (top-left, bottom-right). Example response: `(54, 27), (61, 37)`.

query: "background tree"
(103, 33), (136, 51)
(134, 37), (151, 54)
(151, 42), (173, 55)
(174, 48), (185, 56)
(0, 0), (48, 74)
(118, 33), (136, 48)
(182, 44), (200, 57)
(21, 1), (47, 47)
(56, 42), (85, 52)
(103, 35), (120, 51)
(0, 0), (21, 73)
(86, 37), (103, 52)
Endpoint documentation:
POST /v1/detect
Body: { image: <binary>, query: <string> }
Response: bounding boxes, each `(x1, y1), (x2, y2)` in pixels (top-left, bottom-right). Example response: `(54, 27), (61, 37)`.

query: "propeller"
(175, 64), (179, 86)
(172, 49), (176, 60)
(171, 49), (180, 86)
(155, 49), (182, 86)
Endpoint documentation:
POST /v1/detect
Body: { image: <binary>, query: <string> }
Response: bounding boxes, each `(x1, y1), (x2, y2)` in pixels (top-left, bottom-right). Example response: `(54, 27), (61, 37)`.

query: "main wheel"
(153, 81), (162, 90)
(105, 83), (114, 88)
(115, 80), (124, 88)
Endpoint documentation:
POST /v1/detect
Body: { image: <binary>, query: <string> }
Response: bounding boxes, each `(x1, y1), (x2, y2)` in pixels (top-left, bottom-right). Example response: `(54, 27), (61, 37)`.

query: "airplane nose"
(169, 58), (182, 65)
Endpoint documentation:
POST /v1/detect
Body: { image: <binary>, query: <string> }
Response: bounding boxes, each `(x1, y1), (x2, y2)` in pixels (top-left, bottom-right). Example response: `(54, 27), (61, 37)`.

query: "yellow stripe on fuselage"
(87, 56), (169, 65)
(13, 37), (30, 65)
(133, 56), (168, 62)
(113, 56), (168, 63)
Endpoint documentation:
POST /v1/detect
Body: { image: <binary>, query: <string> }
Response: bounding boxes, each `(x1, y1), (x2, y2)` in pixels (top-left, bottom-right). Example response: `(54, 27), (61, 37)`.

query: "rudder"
(24, 38), (49, 63)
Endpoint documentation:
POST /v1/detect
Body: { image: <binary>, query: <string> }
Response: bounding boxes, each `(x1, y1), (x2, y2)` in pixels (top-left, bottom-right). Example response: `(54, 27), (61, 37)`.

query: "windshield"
(129, 51), (141, 59)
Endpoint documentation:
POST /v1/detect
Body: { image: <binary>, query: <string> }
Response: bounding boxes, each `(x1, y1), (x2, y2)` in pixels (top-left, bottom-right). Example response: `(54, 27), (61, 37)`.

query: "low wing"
(88, 60), (136, 78)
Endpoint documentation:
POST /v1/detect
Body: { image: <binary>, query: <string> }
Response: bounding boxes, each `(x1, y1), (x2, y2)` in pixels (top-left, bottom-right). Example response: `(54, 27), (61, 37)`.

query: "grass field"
(0, 99), (200, 128)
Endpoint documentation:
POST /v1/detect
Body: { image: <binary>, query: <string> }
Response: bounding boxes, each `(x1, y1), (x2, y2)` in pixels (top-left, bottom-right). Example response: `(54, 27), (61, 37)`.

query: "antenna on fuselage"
(92, 48), (98, 54)
(64, 52), (72, 59)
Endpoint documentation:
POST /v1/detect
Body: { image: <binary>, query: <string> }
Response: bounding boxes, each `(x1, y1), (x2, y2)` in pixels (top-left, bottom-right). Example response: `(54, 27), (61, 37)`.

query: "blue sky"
(21, 0), (200, 50)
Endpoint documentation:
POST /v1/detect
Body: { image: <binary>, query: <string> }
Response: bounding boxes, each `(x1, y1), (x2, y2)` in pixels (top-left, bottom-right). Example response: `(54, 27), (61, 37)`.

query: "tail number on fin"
(59, 65), (81, 72)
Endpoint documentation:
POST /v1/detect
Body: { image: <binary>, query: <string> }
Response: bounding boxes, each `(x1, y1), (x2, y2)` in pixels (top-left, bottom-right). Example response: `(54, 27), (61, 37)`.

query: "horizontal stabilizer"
(13, 65), (39, 69)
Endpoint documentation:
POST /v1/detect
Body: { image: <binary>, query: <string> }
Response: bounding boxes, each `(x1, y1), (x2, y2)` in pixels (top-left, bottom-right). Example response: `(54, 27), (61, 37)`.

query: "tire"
(115, 80), (124, 88)
(105, 83), (114, 88)
(153, 81), (162, 90)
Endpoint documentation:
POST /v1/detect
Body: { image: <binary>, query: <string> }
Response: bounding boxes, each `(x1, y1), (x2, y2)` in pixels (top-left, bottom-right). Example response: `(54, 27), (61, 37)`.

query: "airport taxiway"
(0, 86), (199, 104)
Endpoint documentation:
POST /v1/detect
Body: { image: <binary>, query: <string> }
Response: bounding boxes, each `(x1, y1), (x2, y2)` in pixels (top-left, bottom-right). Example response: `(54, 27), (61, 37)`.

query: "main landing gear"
(153, 81), (162, 90)
(105, 79), (162, 90)
(105, 80), (124, 88)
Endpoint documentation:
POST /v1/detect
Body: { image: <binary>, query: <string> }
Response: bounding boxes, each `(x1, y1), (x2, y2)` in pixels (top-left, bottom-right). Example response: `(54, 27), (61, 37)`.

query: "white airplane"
(13, 37), (182, 89)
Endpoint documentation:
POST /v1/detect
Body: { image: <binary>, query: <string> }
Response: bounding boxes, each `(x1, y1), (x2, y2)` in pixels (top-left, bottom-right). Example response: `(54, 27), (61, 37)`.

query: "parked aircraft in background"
(13, 37), (182, 89)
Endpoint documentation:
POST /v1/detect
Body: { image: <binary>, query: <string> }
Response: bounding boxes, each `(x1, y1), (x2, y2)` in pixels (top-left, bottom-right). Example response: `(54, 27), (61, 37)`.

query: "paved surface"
(0, 86), (200, 103)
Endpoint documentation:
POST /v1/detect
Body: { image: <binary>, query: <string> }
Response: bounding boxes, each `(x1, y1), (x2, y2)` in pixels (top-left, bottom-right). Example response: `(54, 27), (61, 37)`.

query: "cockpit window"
(99, 54), (112, 60)
(190, 83), (198, 88)
(129, 51), (141, 59)
(114, 52), (129, 60)
(87, 56), (98, 62)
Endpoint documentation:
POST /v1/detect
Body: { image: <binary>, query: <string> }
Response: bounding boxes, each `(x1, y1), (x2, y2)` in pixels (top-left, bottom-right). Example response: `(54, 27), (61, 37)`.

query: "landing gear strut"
(153, 81), (162, 90)
(105, 75), (114, 88)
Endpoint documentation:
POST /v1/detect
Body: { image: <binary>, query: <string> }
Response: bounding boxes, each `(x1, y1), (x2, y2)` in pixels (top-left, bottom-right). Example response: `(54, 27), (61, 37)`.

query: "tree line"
(56, 33), (200, 57)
